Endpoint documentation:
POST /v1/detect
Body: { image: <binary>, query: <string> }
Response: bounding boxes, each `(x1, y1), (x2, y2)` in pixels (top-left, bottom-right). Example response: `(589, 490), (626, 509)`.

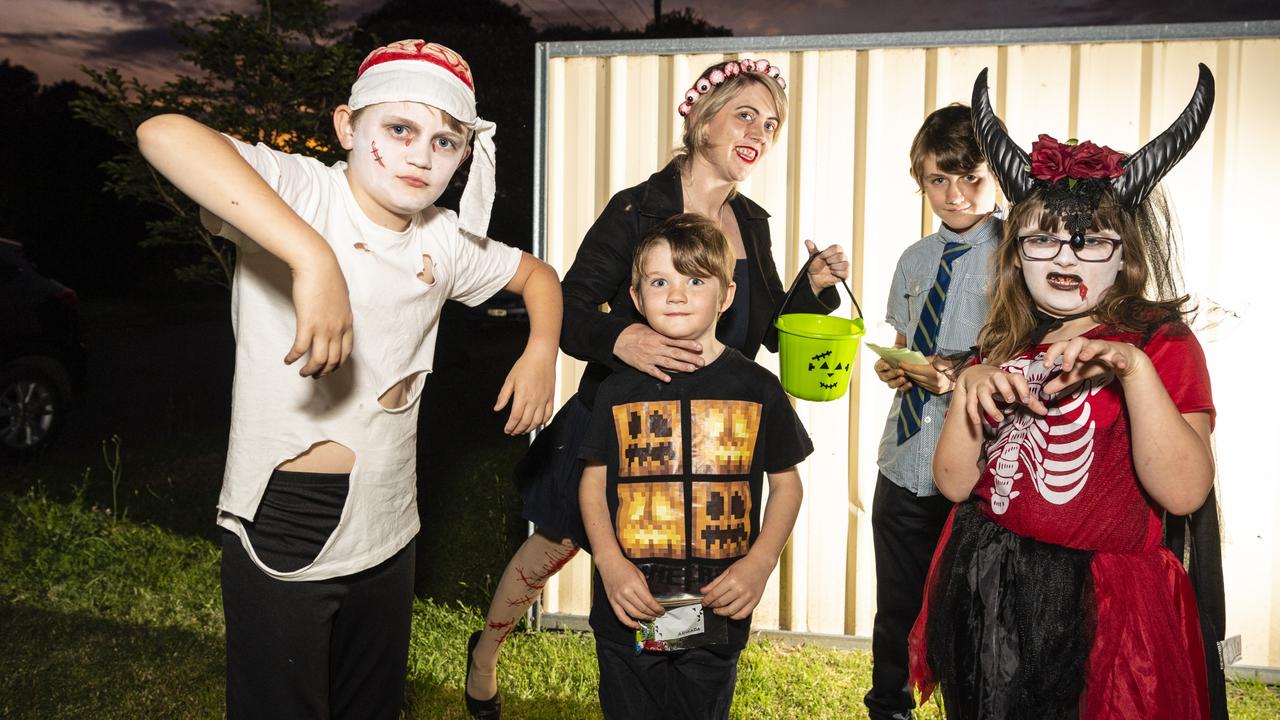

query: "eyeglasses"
(1017, 234), (1120, 262)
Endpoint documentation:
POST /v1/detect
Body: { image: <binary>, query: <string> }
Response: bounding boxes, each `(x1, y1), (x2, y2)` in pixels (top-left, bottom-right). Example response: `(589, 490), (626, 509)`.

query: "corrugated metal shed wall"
(533, 24), (1280, 667)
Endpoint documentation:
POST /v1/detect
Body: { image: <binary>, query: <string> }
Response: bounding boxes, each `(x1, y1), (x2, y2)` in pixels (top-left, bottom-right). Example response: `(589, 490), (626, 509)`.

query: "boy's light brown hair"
(632, 213), (735, 302)
(909, 103), (985, 188)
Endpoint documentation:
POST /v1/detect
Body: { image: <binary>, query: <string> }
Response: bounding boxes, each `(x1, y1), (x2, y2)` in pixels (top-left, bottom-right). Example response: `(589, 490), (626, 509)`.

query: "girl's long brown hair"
(979, 185), (1189, 365)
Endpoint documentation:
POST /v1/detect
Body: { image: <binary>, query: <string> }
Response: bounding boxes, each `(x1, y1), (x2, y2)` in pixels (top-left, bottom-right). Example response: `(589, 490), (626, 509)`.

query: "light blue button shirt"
(876, 214), (1002, 497)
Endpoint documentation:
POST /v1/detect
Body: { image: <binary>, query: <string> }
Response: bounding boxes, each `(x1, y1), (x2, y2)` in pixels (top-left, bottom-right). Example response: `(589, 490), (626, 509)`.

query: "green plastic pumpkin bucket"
(776, 314), (866, 401)
(773, 255), (866, 402)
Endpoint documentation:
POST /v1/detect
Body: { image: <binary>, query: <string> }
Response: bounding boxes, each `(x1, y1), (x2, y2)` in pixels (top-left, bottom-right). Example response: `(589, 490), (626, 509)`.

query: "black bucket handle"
(773, 251), (864, 327)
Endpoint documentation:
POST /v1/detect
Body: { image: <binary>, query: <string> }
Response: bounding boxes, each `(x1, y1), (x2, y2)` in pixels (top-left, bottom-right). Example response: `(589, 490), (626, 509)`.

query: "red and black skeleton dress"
(909, 321), (1214, 720)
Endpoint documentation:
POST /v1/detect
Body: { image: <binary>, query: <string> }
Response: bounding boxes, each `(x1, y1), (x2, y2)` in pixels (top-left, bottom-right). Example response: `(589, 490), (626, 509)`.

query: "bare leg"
(466, 530), (579, 701)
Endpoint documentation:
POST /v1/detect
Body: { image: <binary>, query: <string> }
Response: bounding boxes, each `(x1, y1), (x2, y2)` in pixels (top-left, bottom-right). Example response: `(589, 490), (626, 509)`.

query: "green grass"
(2, 486), (1278, 719)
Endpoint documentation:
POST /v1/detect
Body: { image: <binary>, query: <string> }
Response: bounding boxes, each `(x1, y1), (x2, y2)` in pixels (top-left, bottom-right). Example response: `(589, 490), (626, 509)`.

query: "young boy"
(137, 40), (560, 718)
(863, 104), (1000, 720)
(578, 213), (808, 720)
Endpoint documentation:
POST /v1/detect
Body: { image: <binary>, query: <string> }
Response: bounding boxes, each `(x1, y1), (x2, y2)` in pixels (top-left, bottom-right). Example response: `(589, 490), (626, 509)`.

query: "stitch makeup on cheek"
(370, 140), (385, 168)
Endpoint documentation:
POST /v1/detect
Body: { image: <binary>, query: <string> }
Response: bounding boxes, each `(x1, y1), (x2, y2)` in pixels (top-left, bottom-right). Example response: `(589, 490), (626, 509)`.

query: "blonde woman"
(465, 58), (848, 718)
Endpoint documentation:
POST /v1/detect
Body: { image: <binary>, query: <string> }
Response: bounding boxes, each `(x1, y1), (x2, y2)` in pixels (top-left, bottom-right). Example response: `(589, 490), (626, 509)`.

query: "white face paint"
(1016, 222), (1124, 317)
(337, 101), (470, 230)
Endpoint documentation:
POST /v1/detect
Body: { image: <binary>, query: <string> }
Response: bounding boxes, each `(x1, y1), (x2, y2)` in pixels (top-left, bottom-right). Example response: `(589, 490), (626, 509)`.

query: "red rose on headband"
(1068, 140), (1126, 179)
(1030, 134), (1073, 183)
(1030, 134), (1126, 183)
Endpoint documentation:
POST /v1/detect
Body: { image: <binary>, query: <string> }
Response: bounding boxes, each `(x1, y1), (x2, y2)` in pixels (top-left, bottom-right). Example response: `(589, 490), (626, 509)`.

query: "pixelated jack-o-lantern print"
(691, 400), (761, 475)
(612, 401), (682, 477)
(692, 481), (751, 559)
(616, 482), (686, 559)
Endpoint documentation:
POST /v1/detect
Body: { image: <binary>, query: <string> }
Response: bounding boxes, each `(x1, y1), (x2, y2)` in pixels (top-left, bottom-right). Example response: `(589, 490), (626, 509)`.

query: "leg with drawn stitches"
(466, 530), (579, 703)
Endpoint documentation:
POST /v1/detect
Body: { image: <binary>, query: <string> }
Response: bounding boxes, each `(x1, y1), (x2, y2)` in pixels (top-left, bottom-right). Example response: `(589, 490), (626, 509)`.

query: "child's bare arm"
(580, 463), (664, 628)
(494, 254), (562, 434)
(136, 114), (352, 377)
(932, 365), (1012, 501)
(701, 466), (802, 620)
(1041, 338), (1214, 514)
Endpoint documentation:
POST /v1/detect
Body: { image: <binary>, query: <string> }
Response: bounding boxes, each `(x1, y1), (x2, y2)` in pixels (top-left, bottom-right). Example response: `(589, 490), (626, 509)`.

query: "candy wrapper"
(633, 593), (729, 653)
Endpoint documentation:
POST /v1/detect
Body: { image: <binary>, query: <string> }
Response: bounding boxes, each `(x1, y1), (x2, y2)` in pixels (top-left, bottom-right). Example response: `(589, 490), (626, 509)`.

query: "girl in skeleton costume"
(464, 59), (849, 718)
(909, 65), (1217, 719)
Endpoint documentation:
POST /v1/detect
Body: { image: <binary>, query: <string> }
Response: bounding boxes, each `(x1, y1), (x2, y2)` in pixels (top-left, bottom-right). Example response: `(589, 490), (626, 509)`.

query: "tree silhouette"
(352, 0), (539, 248)
(67, 0), (732, 286)
(0, 61), (162, 298)
(646, 7), (733, 38)
(73, 0), (359, 287)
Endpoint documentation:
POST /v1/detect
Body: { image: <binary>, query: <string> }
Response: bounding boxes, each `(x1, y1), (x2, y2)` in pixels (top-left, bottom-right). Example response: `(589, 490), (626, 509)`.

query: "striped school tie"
(896, 241), (972, 444)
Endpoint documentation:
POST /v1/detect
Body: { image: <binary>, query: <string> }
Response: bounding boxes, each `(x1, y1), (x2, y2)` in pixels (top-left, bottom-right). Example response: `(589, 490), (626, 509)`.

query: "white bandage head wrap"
(348, 40), (497, 237)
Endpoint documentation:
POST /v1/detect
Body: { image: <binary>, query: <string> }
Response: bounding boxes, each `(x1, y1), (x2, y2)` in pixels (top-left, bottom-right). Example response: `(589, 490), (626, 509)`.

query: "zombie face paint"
(339, 100), (470, 229)
(1017, 221), (1123, 317)
(697, 82), (778, 184)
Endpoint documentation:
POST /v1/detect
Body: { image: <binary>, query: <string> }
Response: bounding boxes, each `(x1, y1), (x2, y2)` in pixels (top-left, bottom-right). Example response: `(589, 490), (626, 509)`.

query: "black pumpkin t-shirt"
(579, 347), (813, 650)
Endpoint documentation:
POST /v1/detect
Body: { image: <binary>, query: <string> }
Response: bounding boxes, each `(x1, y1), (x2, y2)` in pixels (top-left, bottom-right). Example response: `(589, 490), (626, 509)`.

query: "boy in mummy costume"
(138, 40), (560, 718)
(909, 65), (1217, 719)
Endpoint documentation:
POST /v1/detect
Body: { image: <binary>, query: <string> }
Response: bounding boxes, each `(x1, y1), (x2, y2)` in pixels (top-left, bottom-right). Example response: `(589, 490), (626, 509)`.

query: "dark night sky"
(2, 0), (1276, 87)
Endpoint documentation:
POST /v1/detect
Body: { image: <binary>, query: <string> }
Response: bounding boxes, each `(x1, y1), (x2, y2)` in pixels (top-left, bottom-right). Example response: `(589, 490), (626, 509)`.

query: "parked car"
(0, 238), (86, 456)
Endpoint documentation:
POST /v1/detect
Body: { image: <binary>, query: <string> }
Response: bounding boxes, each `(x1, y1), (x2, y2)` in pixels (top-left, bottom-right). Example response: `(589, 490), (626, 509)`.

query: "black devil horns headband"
(971, 64), (1215, 241)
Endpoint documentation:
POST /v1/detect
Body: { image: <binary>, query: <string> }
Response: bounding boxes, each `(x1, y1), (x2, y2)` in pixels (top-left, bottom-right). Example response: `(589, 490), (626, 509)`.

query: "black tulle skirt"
(918, 502), (1095, 720)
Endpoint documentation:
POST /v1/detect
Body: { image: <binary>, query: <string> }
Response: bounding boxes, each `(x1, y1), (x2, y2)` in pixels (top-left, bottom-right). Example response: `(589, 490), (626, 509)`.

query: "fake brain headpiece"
(347, 40), (496, 238)
(971, 64), (1215, 243)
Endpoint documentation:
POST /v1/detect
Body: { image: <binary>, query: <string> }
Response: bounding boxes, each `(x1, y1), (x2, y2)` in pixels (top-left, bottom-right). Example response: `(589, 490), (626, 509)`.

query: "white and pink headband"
(349, 40), (497, 238)
(677, 58), (786, 117)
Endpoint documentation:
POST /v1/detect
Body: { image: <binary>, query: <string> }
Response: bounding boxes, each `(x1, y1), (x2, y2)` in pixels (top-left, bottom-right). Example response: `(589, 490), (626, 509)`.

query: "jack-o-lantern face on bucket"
(692, 481), (751, 559)
(613, 401), (683, 476)
(691, 400), (761, 475)
(616, 482), (686, 559)
(808, 350), (850, 391)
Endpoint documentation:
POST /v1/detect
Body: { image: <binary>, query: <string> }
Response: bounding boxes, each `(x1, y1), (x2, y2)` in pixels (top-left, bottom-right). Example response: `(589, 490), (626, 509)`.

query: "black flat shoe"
(465, 630), (502, 720)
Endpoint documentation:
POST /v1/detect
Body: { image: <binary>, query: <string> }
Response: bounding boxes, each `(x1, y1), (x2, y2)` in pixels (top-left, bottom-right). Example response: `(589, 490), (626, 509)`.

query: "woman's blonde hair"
(978, 185), (1188, 365)
(674, 61), (787, 169)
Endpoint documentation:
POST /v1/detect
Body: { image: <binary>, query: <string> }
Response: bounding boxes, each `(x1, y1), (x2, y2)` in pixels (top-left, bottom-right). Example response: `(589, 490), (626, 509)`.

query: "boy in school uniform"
(137, 39), (560, 718)
(863, 104), (1001, 720)
(579, 213), (809, 720)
